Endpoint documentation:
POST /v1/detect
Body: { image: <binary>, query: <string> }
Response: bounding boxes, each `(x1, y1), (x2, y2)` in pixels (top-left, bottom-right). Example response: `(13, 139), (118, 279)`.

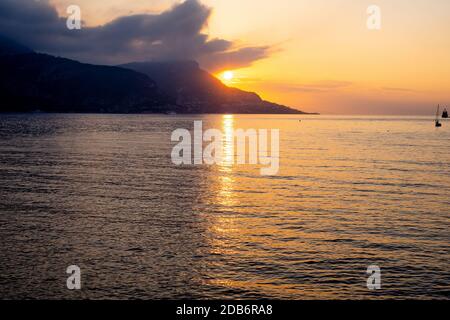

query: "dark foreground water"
(0, 114), (449, 299)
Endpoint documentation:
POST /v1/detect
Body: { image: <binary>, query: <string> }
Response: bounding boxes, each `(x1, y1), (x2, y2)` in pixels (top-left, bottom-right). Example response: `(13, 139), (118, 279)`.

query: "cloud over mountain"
(0, 0), (271, 71)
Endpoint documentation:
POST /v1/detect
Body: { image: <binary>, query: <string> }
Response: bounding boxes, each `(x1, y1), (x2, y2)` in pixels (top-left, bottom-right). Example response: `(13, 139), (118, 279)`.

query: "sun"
(222, 71), (234, 81)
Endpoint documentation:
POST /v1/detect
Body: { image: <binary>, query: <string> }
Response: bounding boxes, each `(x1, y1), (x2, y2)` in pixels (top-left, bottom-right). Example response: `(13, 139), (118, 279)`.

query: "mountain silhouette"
(0, 36), (307, 114)
(121, 61), (303, 114)
(0, 35), (33, 56)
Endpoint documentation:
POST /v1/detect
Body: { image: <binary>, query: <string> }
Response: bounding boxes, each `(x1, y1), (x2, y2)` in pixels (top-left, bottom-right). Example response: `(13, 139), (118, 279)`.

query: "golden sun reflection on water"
(220, 115), (235, 169)
(207, 115), (240, 261)
(216, 115), (237, 207)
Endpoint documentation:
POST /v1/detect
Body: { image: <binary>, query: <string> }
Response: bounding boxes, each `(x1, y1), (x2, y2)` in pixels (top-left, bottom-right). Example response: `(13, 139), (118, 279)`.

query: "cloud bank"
(0, 0), (271, 70)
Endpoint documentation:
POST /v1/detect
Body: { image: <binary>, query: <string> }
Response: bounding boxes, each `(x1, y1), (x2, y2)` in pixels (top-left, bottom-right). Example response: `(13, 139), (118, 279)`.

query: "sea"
(0, 114), (448, 299)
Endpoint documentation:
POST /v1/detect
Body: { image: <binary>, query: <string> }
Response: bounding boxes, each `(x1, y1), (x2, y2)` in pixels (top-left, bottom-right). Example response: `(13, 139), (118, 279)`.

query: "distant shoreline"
(0, 111), (320, 115)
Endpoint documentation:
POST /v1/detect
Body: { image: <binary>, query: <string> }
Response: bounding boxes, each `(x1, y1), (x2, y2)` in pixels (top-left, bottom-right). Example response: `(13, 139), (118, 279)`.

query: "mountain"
(0, 35), (33, 56)
(0, 35), (169, 113)
(0, 36), (307, 114)
(0, 52), (167, 113)
(121, 61), (305, 114)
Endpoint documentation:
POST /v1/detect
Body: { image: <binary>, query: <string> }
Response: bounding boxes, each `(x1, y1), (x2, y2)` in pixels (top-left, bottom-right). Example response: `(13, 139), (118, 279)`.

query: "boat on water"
(435, 105), (442, 127)
(443, 108), (449, 119)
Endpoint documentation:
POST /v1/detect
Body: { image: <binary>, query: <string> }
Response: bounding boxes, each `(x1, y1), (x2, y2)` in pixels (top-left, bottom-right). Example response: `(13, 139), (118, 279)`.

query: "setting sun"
(222, 71), (234, 81)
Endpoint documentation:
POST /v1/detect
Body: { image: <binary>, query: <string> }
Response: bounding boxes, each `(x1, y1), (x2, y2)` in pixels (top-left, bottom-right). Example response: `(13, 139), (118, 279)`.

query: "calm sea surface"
(0, 114), (449, 299)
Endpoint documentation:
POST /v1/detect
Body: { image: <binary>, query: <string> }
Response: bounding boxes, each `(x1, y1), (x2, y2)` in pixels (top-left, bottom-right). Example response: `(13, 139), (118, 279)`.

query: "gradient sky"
(49, 0), (450, 114)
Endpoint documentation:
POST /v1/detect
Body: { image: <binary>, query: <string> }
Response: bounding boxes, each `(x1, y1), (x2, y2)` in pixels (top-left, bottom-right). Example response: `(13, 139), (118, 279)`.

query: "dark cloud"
(201, 46), (274, 72)
(0, 0), (272, 70)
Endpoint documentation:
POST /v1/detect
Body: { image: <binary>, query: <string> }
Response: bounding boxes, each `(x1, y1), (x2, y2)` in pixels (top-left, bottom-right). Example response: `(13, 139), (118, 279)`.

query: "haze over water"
(0, 114), (449, 299)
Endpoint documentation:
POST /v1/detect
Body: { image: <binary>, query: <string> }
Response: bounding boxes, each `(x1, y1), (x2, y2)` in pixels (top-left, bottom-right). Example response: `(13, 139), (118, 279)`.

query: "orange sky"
(52, 0), (450, 114)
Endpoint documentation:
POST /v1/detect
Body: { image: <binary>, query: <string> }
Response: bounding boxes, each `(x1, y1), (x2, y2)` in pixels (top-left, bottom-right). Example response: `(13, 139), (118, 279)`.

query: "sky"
(2, 0), (450, 114)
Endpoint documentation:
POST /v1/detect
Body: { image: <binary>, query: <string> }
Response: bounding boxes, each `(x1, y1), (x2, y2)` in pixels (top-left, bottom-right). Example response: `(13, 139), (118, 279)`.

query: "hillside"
(121, 61), (305, 114)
